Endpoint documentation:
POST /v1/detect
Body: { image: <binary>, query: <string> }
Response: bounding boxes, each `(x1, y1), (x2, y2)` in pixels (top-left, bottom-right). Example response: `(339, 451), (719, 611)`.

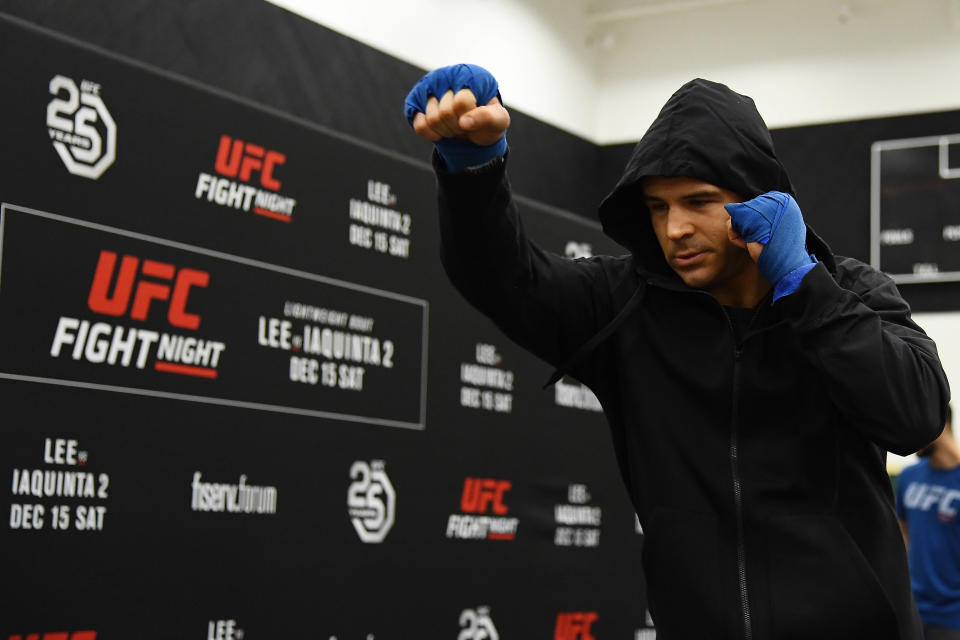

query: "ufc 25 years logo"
(47, 74), (116, 179)
(458, 606), (499, 640)
(347, 460), (396, 543)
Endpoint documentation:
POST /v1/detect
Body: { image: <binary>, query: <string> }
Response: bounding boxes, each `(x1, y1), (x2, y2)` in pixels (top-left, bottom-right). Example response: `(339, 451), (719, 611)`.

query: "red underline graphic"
(487, 533), (515, 540)
(154, 362), (218, 379)
(253, 207), (291, 222)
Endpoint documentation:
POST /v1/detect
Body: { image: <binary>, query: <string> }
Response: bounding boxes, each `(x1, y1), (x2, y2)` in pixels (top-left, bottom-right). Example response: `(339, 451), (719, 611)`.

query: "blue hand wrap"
(404, 64), (507, 172)
(725, 191), (817, 302)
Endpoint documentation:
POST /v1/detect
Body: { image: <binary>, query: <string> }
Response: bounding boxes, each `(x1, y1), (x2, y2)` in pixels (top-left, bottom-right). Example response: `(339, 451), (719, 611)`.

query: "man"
(898, 406), (960, 639)
(404, 64), (950, 639)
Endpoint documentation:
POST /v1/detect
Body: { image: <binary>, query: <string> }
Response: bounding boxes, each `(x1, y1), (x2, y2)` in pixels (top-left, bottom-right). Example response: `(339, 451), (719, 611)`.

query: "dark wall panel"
(0, 7), (648, 639)
(0, 0), (601, 218)
(1, 2), (956, 636)
(773, 113), (960, 312)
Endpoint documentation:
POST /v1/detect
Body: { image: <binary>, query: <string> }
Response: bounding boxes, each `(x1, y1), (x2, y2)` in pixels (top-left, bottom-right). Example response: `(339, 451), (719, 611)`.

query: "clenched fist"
(404, 64), (510, 172)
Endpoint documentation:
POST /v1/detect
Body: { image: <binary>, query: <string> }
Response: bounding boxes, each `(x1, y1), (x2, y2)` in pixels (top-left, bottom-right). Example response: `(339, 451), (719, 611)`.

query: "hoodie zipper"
(730, 345), (752, 640)
(653, 281), (770, 639)
(721, 302), (759, 640)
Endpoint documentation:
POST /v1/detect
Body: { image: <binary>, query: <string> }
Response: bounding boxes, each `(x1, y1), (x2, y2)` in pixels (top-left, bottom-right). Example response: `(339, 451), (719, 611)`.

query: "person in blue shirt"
(899, 405), (960, 639)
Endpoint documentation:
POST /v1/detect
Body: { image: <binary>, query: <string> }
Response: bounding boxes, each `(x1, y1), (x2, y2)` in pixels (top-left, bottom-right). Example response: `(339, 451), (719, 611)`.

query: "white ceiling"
(582, 0), (960, 65)
(581, 0), (958, 29)
(584, 0), (752, 23)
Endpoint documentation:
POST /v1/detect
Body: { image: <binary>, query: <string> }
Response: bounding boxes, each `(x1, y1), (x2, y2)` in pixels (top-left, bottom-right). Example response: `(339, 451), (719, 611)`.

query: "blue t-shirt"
(896, 459), (960, 628)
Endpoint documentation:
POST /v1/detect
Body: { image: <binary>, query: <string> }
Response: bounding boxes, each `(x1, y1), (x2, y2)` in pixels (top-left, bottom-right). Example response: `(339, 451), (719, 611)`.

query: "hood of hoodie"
(598, 78), (832, 278)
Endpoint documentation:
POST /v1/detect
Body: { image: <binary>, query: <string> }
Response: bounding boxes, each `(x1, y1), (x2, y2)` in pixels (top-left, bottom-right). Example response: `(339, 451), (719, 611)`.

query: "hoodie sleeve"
(434, 153), (619, 381)
(777, 259), (950, 455)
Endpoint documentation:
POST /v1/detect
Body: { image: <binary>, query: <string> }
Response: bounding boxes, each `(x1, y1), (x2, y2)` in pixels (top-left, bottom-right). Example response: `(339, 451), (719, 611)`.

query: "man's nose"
(665, 210), (694, 239)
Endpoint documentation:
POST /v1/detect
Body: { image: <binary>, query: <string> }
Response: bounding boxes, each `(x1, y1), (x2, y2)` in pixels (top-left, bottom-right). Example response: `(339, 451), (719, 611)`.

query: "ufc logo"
(214, 134), (285, 190)
(9, 633), (97, 640)
(461, 478), (511, 514)
(87, 250), (209, 330)
(555, 612), (598, 640)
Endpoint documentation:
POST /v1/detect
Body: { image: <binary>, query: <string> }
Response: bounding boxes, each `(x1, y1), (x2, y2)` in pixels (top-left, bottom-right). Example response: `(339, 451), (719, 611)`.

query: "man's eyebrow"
(682, 190), (723, 199)
(643, 189), (722, 202)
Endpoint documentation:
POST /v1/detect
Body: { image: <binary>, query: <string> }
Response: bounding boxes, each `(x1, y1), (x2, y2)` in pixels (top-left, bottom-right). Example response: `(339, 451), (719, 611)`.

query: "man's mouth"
(673, 250), (706, 267)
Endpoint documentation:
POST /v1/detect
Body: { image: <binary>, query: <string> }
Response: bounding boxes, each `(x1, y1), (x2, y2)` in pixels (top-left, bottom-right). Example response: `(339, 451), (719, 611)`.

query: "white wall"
(594, 0), (960, 143)
(914, 312), (960, 415)
(266, 0), (600, 141)
(269, 0), (960, 144)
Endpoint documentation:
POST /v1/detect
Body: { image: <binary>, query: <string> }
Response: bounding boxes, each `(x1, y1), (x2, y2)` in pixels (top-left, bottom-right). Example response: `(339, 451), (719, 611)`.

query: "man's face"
(643, 176), (761, 303)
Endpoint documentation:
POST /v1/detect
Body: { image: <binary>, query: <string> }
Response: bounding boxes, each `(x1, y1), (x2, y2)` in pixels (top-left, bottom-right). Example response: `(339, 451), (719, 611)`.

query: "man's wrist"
(772, 259), (817, 302)
(435, 136), (507, 173)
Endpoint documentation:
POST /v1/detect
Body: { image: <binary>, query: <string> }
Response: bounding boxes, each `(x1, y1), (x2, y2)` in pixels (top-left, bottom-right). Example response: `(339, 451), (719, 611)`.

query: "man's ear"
(727, 219), (765, 263)
(727, 219), (747, 249)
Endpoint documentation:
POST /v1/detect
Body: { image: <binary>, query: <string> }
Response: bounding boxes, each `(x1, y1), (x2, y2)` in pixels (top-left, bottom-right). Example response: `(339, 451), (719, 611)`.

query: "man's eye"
(648, 203), (667, 214)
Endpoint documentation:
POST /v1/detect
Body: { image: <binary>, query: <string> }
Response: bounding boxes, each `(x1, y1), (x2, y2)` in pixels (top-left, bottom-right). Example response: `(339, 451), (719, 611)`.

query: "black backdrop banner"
(0, 13), (652, 640)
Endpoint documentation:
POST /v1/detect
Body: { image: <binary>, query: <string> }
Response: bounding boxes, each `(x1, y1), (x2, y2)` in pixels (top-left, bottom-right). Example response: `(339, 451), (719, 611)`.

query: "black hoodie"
(434, 78), (949, 639)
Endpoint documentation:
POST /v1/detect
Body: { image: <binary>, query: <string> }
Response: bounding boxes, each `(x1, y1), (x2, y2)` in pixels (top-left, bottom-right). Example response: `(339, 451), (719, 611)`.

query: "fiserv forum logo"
(46, 74), (116, 180)
(195, 134), (297, 222)
(191, 473), (278, 515)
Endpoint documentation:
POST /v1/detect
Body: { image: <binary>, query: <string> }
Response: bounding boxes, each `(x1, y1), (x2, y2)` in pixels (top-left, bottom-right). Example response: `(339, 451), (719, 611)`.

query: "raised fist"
(404, 64), (510, 171)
